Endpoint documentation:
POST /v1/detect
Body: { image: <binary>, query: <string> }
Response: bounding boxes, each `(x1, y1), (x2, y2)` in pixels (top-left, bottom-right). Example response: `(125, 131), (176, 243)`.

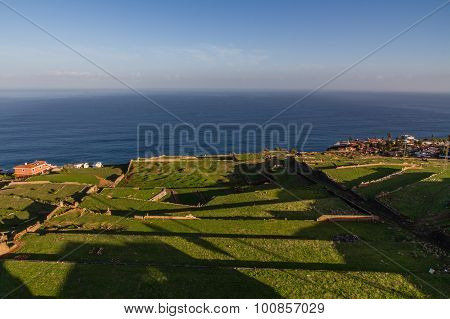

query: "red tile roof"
(14, 161), (48, 169)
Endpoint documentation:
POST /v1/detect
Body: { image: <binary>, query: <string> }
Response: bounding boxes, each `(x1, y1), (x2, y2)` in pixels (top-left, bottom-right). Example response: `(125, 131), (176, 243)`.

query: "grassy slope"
(2, 156), (449, 298)
(2, 260), (447, 298)
(356, 169), (434, 199)
(80, 194), (182, 214)
(0, 195), (55, 231)
(2, 217), (449, 298)
(380, 167), (450, 220)
(27, 167), (122, 185)
(0, 183), (85, 204)
(323, 165), (402, 189)
(120, 160), (234, 188)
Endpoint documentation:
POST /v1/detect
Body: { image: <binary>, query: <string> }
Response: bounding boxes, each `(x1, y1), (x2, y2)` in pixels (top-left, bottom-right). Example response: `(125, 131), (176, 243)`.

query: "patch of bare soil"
(96, 176), (114, 188)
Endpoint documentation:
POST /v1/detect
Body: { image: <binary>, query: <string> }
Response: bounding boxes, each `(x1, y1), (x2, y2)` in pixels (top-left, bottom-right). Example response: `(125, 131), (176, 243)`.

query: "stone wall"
(150, 188), (168, 201)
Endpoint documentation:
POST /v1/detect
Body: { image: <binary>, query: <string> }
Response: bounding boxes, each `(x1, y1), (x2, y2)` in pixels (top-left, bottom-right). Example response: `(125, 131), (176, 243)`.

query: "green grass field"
(80, 193), (182, 214)
(119, 159), (234, 188)
(0, 183), (85, 204)
(163, 187), (233, 206)
(356, 169), (435, 199)
(380, 166), (450, 220)
(0, 195), (55, 231)
(323, 165), (403, 189)
(1, 155), (449, 298)
(2, 214), (448, 298)
(27, 167), (122, 185)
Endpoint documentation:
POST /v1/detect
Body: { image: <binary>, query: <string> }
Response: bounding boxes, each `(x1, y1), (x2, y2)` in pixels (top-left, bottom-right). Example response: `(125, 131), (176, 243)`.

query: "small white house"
(94, 162), (103, 168)
(401, 135), (416, 141)
(82, 163), (90, 168)
(74, 163), (83, 169)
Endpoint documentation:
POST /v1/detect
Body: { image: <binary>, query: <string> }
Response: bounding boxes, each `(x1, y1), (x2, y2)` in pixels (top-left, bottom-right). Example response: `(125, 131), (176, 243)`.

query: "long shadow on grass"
(0, 262), (33, 298)
(106, 198), (300, 216)
(145, 221), (233, 257)
(5, 222), (450, 297)
(4, 241), (281, 298)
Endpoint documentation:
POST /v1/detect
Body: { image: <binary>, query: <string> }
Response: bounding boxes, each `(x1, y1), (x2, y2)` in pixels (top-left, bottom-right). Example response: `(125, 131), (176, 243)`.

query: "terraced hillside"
(0, 182), (87, 232)
(1, 154), (449, 298)
(308, 153), (449, 234)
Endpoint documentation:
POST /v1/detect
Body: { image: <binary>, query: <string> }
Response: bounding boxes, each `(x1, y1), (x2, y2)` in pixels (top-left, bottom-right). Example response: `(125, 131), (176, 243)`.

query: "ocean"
(0, 90), (449, 169)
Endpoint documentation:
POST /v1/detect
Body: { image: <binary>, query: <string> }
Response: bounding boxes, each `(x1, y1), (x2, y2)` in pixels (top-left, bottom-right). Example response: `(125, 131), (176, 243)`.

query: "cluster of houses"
(0, 160), (105, 179)
(328, 135), (449, 159)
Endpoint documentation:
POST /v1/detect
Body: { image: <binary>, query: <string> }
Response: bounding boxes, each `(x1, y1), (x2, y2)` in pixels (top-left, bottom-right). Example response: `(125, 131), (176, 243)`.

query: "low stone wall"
(317, 215), (379, 222)
(46, 206), (64, 221)
(134, 214), (198, 220)
(86, 185), (99, 194)
(0, 180), (12, 189)
(112, 174), (125, 188)
(0, 242), (14, 256)
(9, 181), (87, 186)
(142, 156), (198, 162)
(125, 160), (134, 174)
(150, 188), (168, 201)
(335, 162), (409, 169)
(26, 222), (41, 233)
(9, 180), (51, 186)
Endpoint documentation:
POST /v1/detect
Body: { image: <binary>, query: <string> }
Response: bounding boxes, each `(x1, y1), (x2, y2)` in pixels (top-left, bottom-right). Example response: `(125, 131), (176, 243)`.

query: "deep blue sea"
(1, 90), (449, 169)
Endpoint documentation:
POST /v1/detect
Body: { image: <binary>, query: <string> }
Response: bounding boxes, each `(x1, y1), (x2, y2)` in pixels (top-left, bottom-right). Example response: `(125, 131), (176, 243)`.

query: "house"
(14, 161), (52, 178)
(83, 163), (90, 168)
(94, 162), (103, 168)
(74, 163), (83, 169)
(400, 135), (416, 144)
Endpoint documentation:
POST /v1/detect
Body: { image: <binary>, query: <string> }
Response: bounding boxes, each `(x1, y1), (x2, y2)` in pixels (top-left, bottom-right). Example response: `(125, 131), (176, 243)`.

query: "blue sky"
(0, 0), (449, 91)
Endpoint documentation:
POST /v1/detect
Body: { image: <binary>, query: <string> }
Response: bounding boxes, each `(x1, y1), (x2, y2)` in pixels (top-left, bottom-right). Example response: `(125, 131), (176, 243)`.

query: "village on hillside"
(328, 135), (449, 159)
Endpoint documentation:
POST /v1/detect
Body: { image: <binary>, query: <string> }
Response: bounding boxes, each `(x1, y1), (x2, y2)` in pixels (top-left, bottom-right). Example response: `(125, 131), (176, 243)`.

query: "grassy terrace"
(119, 159), (234, 188)
(27, 166), (123, 185)
(356, 169), (435, 199)
(101, 187), (162, 201)
(0, 183), (86, 231)
(1, 154), (449, 298)
(323, 165), (402, 189)
(0, 183), (86, 204)
(80, 193), (182, 214)
(304, 153), (449, 231)
(0, 195), (54, 232)
(380, 167), (450, 221)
